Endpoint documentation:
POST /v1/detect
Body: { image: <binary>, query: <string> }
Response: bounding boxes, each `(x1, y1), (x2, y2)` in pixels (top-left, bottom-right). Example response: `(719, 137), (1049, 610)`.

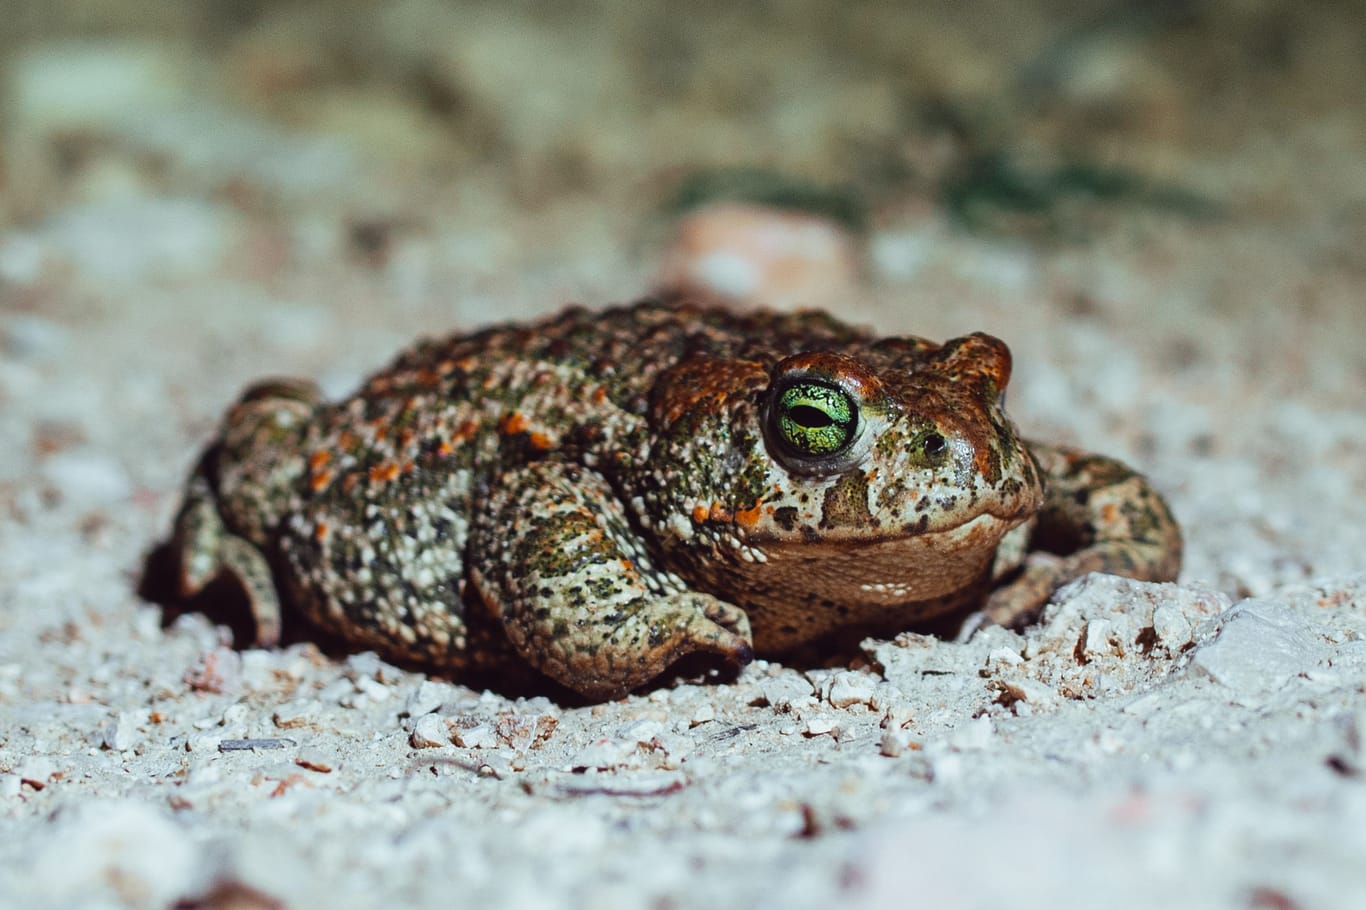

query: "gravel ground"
(2, 4), (1365, 909)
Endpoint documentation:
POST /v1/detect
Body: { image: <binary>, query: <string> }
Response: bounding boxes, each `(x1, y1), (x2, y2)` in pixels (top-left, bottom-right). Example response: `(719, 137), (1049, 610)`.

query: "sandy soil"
(2, 4), (1365, 908)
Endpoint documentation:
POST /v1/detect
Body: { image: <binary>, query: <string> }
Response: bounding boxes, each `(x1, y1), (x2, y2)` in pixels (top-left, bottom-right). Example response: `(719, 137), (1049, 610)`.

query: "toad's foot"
(984, 443), (1182, 627)
(469, 461), (754, 700)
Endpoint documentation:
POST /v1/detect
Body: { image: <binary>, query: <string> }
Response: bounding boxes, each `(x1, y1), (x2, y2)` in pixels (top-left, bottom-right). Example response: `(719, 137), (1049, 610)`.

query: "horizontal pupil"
(789, 404), (834, 428)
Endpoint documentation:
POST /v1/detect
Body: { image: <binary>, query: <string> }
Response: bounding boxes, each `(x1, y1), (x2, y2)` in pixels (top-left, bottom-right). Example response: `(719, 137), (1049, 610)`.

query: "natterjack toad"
(167, 301), (1181, 699)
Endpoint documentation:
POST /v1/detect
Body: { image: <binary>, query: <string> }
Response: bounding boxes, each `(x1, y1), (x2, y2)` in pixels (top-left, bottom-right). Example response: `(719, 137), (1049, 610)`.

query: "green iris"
(777, 382), (856, 456)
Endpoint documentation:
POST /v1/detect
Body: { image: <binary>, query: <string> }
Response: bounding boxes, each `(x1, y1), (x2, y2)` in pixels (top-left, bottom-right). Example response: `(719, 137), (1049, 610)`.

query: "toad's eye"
(774, 381), (857, 457)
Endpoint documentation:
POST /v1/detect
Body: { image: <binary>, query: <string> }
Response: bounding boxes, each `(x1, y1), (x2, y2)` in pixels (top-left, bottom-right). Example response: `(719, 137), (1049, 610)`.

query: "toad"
(167, 301), (1181, 699)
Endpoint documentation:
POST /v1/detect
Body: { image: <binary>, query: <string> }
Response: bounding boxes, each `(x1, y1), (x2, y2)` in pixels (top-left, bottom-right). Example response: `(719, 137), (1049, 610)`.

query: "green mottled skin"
(169, 300), (1182, 700)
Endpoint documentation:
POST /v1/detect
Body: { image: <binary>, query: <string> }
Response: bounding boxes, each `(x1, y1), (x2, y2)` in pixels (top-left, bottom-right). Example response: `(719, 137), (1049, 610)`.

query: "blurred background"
(4, 0), (1363, 273)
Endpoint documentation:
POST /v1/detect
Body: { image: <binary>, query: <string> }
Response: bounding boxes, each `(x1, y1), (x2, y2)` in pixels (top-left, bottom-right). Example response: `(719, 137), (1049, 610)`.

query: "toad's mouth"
(744, 511), (1027, 607)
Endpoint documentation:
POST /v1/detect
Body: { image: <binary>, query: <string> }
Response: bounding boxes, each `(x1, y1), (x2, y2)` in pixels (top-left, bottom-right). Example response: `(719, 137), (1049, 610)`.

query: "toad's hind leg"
(984, 443), (1183, 627)
(170, 457), (283, 647)
(468, 461), (754, 701)
(168, 378), (327, 648)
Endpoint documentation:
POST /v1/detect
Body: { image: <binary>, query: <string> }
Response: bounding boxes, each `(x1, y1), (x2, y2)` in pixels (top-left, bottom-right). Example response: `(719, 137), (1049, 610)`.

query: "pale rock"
(404, 679), (447, 718)
(1189, 600), (1327, 696)
(101, 710), (141, 752)
(569, 736), (640, 771)
(409, 713), (450, 749)
(758, 674), (816, 710)
(451, 721), (499, 750)
(825, 671), (877, 709)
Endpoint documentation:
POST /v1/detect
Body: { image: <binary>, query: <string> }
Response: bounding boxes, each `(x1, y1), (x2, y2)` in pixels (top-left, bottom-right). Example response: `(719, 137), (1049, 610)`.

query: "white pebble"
(101, 710), (140, 752)
(405, 679), (447, 717)
(452, 721), (499, 750)
(825, 671), (876, 709)
(1189, 601), (1325, 696)
(410, 713), (450, 749)
(804, 715), (837, 737)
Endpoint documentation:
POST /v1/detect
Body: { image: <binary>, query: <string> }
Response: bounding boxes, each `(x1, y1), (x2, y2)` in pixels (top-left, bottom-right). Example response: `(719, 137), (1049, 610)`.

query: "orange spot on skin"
(500, 412), (529, 436)
(342, 474), (359, 493)
(707, 502), (733, 523)
(591, 387), (607, 405)
(1101, 502), (1120, 524)
(314, 521), (329, 541)
(337, 430), (357, 451)
(369, 462), (400, 485)
(308, 450), (331, 471)
(436, 439), (455, 457)
(528, 431), (554, 451)
(309, 469), (333, 492)
(734, 502), (763, 527)
(692, 505), (710, 524)
(452, 420), (478, 443)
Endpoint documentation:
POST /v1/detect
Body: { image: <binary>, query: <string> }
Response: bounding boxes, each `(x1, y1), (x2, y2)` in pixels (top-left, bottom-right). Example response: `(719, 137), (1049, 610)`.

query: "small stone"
(1082, 619), (1117, 659)
(101, 710), (140, 752)
(757, 674), (816, 710)
(986, 647), (1024, 666)
(1189, 601), (1326, 697)
(994, 677), (1061, 710)
(804, 715), (837, 737)
(238, 649), (279, 690)
(409, 713), (450, 749)
(497, 714), (557, 751)
(272, 699), (318, 729)
(656, 201), (861, 311)
(354, 673), (393, 703)
(569, 736), (640, 771)
(1151, 605), (1193, 650)
(882, 704), (915, 731)
(450, 719), (499, 749)
(880, 726), (917, 758)
(404, 679), (446, 718)
(317, 678), (355, 706)
(825, 671), (877, 709)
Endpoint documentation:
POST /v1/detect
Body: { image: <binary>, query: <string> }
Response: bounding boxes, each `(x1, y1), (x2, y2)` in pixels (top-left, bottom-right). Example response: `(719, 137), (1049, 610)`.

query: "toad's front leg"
(467, 461), (754, 701)
(984, 442), (1183, 627)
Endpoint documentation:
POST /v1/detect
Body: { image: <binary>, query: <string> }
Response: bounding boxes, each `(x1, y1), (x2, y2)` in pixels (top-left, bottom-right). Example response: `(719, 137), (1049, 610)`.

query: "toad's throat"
(720, 512), (1026, 653)
(741, 512), (1024, 609)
